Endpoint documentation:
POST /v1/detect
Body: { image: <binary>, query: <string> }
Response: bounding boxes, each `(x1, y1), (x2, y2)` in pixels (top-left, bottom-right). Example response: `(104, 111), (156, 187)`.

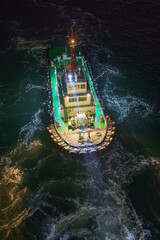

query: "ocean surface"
(0, 0), (160, 239)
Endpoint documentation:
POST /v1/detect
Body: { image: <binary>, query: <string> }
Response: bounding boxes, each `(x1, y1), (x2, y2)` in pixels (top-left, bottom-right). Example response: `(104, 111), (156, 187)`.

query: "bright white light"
(71, 39), (74, 43)
(87, 93), (90, 96)
(68, 74), (72, 82)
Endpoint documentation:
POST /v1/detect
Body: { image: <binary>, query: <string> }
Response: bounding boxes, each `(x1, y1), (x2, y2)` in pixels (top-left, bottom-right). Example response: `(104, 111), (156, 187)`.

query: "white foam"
(18, 108), (43, 141)
(25, 83), (44, 93)
(103, 89), (154, 122)
(45, 221), (56, 240)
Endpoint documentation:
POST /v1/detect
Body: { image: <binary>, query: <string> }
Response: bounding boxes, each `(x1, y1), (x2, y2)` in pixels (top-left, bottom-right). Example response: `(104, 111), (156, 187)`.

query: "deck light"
(68, 74), (72, 82)
(71, 39), (75, 43)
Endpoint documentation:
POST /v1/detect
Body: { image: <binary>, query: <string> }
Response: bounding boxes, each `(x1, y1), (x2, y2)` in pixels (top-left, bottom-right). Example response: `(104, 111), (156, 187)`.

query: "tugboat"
(44, 24), (115, 155)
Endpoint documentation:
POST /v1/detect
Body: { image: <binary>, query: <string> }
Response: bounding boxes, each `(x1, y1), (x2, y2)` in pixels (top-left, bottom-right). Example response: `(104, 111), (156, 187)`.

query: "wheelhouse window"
(69, 97), (77, 102)
(79, 97), (87, 101)
(81, 84), (85, 89)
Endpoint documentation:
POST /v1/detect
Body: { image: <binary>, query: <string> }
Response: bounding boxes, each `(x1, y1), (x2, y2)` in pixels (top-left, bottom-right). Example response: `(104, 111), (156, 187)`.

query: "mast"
(68, 24), (77, 70)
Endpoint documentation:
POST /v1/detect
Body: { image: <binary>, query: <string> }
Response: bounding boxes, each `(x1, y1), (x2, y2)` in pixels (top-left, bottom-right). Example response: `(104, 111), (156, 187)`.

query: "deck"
(60, 127), (107, 147)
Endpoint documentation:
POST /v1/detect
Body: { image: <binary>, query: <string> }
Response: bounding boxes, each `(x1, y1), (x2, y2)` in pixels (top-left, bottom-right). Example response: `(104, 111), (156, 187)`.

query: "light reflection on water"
(0, 167), (29, 240)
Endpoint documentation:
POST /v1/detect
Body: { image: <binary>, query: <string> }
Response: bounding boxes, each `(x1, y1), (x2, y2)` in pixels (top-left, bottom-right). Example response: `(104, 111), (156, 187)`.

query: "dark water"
(0, 0), (160, 239)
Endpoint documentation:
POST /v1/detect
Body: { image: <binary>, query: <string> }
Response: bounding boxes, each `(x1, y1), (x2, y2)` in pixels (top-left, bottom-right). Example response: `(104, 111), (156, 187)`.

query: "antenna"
(68, 24), (77, 70)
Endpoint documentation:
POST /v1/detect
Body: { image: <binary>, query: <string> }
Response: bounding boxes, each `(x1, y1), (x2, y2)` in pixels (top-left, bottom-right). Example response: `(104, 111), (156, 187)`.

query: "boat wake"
(41, 148), (151, 240)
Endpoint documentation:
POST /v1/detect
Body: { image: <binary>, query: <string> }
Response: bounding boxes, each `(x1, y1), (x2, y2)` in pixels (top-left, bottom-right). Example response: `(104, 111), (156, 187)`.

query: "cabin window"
(81, 84), (85, 89)
(79, 97), (87, 101)
(69, 97), (77, 102)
